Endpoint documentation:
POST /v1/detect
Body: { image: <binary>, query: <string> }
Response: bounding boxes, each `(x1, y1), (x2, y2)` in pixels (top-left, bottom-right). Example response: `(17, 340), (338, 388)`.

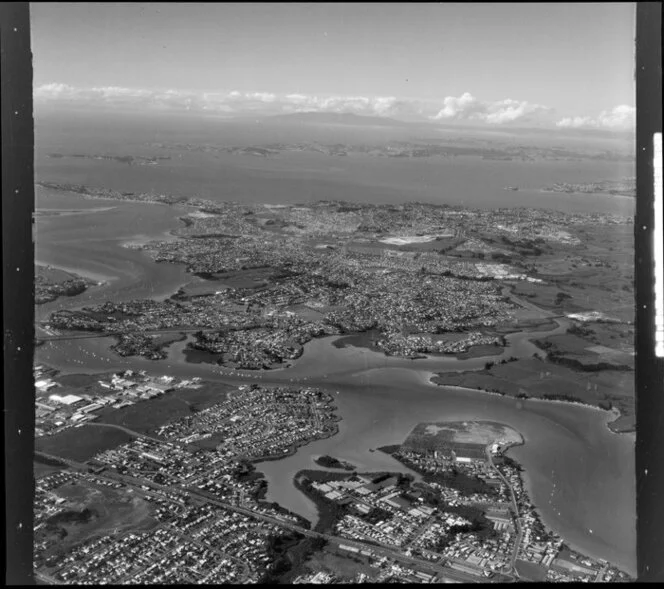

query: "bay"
(35, 330), (636, 577)
(257, 367), (635, 576)
(34, 186), (190, 322)
(35, 110), (635, 216)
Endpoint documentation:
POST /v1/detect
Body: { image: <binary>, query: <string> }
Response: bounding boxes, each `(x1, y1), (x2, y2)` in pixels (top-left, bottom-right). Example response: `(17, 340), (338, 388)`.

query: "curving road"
(485, 444), (523, 575)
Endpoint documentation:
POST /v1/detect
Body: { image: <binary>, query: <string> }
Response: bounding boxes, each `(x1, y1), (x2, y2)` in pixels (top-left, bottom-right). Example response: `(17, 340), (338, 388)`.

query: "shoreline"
(35, 183), (635, 564)
(178, 332), (507, 372)
(36, 305), (632, 440)
(502, 445), (634, 577)
(380, 433), (634, 577)
(538, 188), (635, 200)
(76, 192), (175, 208)
(313, 454), (357, 471)
(35, 329), (635, 572)
(432, 382), (632, 437)
(119, 230), (185, 249)
(501, 442), (635, 577)
(34, 181), (636, 575)
(252, 412), (341, 467)
(37, 357), (635, 575)
(34, 261), (112, 288)
(37, 319), (632, 439)
(34, 206), (118, 217)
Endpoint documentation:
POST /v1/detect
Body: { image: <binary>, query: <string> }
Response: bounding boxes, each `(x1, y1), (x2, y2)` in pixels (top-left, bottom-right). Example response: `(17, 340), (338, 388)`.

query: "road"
(485, 445), (523, 575)
(163, 527), (252, 584)
(594, 562), (609, 583)
(404, 518), (434, 549)
(84, 421), (179, 446)
(35, 572), (59, 585)
(190, 488), (486, 583)
(34, 450), (508, 584)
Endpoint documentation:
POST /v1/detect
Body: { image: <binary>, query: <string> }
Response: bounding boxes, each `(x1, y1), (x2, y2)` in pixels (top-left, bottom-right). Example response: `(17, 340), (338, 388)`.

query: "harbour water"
(35, 110), (635, 217)
(257, 367), (635, 575)
(33, 171), (636, 576)
(34, 186), (191, 322)
(36, 330), (636, 576)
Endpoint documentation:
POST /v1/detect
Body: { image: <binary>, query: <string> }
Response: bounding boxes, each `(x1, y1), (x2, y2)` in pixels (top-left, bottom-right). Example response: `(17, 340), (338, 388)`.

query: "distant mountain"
(265, 111), (415, 127)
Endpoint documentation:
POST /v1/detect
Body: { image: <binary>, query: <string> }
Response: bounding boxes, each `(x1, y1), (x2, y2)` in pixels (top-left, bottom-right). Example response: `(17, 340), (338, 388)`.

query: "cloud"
(431, 92), (551, 124)
(34, 83), (77, 99)
(598, 104), (636, 129)
(226, 91), (277, 103)
(555, 116), (595, 129)
(289, 94), (418, 117)
(35, 84), (557, 126)
(33, 84), (426, 119)
(232, 92), (421, 118)
(484, 99), (551, 124)
(556, 105), (635, 130)
(35, 83), (200, 110)
(432, 92), (483, 120)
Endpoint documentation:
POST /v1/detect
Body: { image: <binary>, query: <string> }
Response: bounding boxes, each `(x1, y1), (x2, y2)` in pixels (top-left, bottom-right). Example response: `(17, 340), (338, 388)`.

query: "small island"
(541, 178), (635, 198)
(314, 455), (356, 471)
(47, 153), (171, 166)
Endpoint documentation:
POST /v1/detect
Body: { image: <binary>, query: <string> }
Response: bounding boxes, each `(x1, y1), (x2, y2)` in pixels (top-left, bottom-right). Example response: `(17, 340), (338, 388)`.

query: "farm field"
(432, 358), (634, 432)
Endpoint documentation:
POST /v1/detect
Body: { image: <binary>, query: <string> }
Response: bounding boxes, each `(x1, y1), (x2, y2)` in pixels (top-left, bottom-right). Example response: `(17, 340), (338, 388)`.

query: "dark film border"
(635, 1), (664, 582)
(2, 1), (35, 586)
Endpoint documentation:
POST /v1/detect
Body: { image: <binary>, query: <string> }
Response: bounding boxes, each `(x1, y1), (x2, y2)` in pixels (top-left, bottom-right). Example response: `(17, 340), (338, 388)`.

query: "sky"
(30, 2), (636, 130)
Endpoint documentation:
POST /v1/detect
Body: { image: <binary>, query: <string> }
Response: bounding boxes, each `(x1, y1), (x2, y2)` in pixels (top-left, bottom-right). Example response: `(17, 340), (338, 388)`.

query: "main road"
(485, 444), (523, 575)
(34, 450), (511, 584)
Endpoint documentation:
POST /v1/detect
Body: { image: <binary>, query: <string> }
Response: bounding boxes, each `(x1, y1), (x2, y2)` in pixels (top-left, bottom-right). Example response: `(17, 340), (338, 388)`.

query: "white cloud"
(34, 83), (77, 99)
(279, 94), (423, 118)
(35, 83), (213, 111)
(597, 104), (636, 129)
(556, 105), (635, 130)
(225, 91), (277, 103)
(34, 84), (554, 125)
(485, 99), (550, 124)
(90, 86), (151, 98)
(431, 92), (550, 124)
(556, 116), (596, 129)
(34, 84), (426, 119)
(432, 92), (483, 120)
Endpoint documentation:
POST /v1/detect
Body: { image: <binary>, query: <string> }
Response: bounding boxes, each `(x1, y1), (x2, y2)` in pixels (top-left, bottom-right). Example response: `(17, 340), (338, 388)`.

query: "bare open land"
(402, 420), (523, 457)
(34, 476), (158, 564)
(431, 358), (634, 432)
(35, 372), (234, 461)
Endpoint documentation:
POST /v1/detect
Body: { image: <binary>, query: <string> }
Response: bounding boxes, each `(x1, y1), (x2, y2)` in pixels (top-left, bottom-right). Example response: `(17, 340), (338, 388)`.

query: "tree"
(555, 292), (571, 305)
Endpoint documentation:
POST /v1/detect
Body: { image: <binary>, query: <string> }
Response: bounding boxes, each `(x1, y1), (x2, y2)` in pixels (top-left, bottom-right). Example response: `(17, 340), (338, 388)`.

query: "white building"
(35, 379), (57, 392)
(49, 394), (83, 406)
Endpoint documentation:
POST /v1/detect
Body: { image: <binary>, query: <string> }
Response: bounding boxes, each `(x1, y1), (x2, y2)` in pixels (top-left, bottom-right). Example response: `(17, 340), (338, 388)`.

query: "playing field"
(402, 420), (523, 456)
